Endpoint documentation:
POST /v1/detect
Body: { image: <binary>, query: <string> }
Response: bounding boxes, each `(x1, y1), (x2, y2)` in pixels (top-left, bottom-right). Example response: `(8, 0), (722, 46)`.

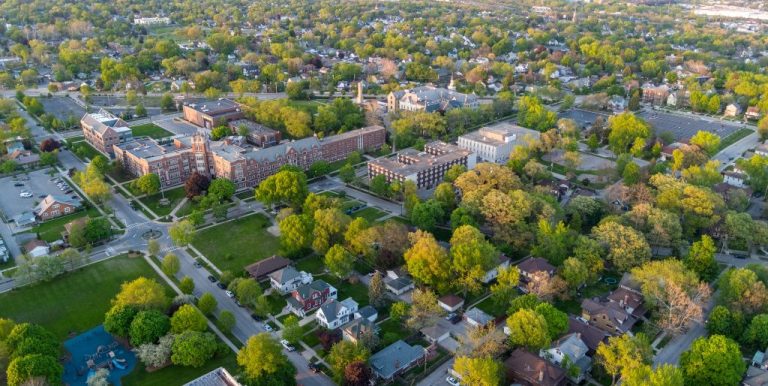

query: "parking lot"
(39, 96), (85, 122)
(0, 169), (77, 221)
(558, 108), (610, 130)
(638, 110), (745, 141)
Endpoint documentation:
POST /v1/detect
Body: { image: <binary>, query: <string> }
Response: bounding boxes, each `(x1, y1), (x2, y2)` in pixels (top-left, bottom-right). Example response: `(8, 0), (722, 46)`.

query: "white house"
(539, 333), (592, 383)
(24, 239), (49, 258)
(316, 298), (359, 329)
(438, 295), (465, 313)
(481, 254), (512, 283)
(269, 266), (313, 294)
(723, 171), (747, 188)
(463, 307), (493, 328)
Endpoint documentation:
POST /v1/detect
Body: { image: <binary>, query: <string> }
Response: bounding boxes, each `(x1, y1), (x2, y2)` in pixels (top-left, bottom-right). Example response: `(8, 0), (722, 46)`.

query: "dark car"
(217, 282), (226, 289)
(13, 183), (23, 187)
(194, 261), (202, 268)
(308, 363), (321, 374)
(251, 313), (263, 322)
(207, 275), (216, 282)
(448, 313), (462, 324)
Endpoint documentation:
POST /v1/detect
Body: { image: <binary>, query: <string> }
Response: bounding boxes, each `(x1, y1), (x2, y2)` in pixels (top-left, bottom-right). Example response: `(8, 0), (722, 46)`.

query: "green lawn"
(295, 256), (325, 275)
(323, 275), (369, 307)
(28, 207), (101, 242)
(131, 123), (173, 139)
(265, 292), (287, 315)
(69, 141), (101, 161)
(0, 254), (171, 339)
(123, 352), (239, 386)
(378, 319), (410, 346)
(302, 329), (321, 348)
(286, 99), (325, 115)
(140, 186), (187, 217)
(718, 128), (754, 151)
(192, 214), (279, 273)
(474, 296), (506, 317)
(351, 207), (388, 222)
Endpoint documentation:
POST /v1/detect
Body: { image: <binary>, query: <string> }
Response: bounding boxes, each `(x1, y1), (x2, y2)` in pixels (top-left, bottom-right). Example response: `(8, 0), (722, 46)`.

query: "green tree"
(160, 93), (175, 111)
(104, 304), (137, 338)
(517, 96), (556, 132)
(312, 208), (351, 254)
(132, 173), (161, 196)
(745, 314), (768, 349)
(161, 253), (180, 277)
(506, 308), (550, 350)
(112, 277), (168, 310)
(607, 112), (651, 155)
(450, 225), (498, 296)
(390, 302), (410, 322)
(444, 164), (467, 183)
(169, 220), (196, 246)
(434, 182), (457, 212)
(281, 315), (302, 345)
(623, 162), (641, 185)
(369, 175), (389, 197)
(532, 220), (575, 266)
(411, 199), (445, 232)
(6, 354), (63, 386)
(328, 341), (370, 383)
(171, 330), (217, 367)
(279, 214), (312, 257)
(679, 335), (745, 386)
(219, 310), (235, 333)
(233, 278), (263, 308)
(129, 310), (171, 346)
(706, 306), (743, 340)
(404, 230), (451, 293)
(490, 266), (521, 308)
(197, 293), (218, 315)
(170, 304), (208, 333)
(210, 126), (230, 140)
(592, 222), (651, 272)
(148, 239), (160, 257)
(684, 235), (718, 282)
(256, 169), (308, 209)
(208, 178), (236, 202)
(324, 244), (355, 278)
(561, 257), (589, 292)
(622, 364), (684, 386)
(368, 271), (386, 308)
(453, 356), (504, 386)
(179, 276), (195, 294)
(339, 163), (356, 183)
(595, 334), (652, 386)
(689, 131), (721, 156)
(237, 333), (297, 384)
(534, 302), (568, 340)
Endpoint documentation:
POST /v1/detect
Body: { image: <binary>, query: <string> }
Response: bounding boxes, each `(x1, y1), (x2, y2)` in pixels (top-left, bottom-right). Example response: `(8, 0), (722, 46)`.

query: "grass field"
(0, 254), (171, 339)
(192, 214), (279, 273)
(323, 275), (369, 307)
(140, 186), (187, 217)
(123, 353), (238, 386)
(287, 99), (325, 115)
(28, 207), (102, 242)
(718, 128), (754, 151)
(131, 123), (173, 139)
(351, 207), (388, 222)
(69, 140), (102, 161)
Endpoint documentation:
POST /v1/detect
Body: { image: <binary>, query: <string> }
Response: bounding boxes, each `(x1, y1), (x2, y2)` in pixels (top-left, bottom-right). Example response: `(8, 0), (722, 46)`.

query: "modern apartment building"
(387, 86), (479, 113)
(457, 123), (540, 163)
(113, 125), (386, 189)
(182, 99), (244, 129)
(367, 141), (475, 189)
(80, 109), (133, 155)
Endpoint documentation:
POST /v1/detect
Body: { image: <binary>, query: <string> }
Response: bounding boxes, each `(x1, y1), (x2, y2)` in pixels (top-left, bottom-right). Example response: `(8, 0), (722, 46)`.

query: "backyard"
(139, 186), (187, 217)
(131, 123), (174, 139)
(192, 213), (280, 273)
(27, 207), (102, 243)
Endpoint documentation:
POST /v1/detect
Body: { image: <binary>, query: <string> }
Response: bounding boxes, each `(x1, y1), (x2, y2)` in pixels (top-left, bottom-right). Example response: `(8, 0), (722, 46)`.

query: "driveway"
(417, 358), (454, 386)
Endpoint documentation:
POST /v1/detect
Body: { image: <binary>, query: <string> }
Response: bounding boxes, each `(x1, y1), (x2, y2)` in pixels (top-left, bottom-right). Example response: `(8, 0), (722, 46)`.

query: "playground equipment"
(112, 359), (126, 370)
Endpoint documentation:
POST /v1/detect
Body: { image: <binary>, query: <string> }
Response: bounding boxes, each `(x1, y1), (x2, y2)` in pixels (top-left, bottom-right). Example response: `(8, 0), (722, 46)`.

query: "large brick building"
(182, 99), (244, 129)
(367, 141), (475, 189)
(113, 125), (386, 189)
(80, 109), (133, 155)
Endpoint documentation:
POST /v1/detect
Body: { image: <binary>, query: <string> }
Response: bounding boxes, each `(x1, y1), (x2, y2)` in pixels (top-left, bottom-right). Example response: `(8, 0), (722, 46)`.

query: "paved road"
(714, 130), (759, 171)
(417, 358), (454, 386)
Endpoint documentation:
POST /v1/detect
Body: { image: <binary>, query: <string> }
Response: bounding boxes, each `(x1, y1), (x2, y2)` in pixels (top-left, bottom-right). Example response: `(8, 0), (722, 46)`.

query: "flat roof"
(186, 99), (240, 116)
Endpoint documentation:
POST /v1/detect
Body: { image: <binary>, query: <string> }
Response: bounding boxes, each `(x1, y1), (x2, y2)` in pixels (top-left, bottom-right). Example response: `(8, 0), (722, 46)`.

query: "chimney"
(538, 370), (544, 382)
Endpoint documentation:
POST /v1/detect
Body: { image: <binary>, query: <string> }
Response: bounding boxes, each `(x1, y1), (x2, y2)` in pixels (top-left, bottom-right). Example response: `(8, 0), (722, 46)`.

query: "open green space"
(322, 275), (369, 307)
(192, 213), (279, 273)
(28, 207), (102, 243)
(0, 254), (171, 339)
(351, 207), (388, 222)
(474, 296), (506, 317)
(265, 292), (287, 315)
(287, 99), (325, 115)
(377, 319), (410, 346)
(718, 128), (754, 151)
(140, 186), (187, 217)
(131, 123), (173, 139)
(123, 352), (238, 386)
(295, 256), (325, 275)
(69, 140), (102, 161)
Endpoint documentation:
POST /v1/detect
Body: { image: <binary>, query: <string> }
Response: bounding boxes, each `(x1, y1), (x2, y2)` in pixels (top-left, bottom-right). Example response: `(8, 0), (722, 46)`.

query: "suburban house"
(567, 317), (609, 354)
(355, 305), (378, 323)
(3, 137), (25, 154)
(24, 239), (49, 258)
(580, 298), (637, 335)
(183, 367), (240, 386)
(80, 109), (133, 155)
(481, 254), (512, 283)
(385, 269), (415, 295)
(463, 307), (494, 328)
(608, 95), (626, 112)
(421, 320), (452, 344)
(724, 103), (742, 117)
(62, 217), (88, 242)
(539, 333), (592, 383)
(518, 257), (556, 282)
(34, 195), (82, 221)
(268, 266), (313, 294)
(746, 106), (762, 121)
(287, 279), (337, 317)
(387, 86), (478, 113)
(505, 348), (566, 386)
(722, 171), (746, 188)
(756, 142), (768, 157)
(245, 256), (291, 281)
(607, 287), (645, 318)
(316, 298), (359, 329)
(342, 318), (378, 344)
(369, 340), (426, 381)
(7, 149), (40, 169)
(438, 295), (465, 313)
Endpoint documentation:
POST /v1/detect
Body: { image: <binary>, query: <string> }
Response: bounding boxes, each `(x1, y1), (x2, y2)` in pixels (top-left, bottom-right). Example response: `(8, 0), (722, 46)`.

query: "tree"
(368, 271), (386, 308)
(279, 214), (313, 257)
(506, 308), (550, 350)
(208, 178), (236, 202)
(490, 266), (521, 308)
(161, 253), (180, 277)
(434, 182), (457, 213)
(407, 288), (444, 330)
(171, 330), (217, 367)
(6, 354), (63, 386)
(129, 310), (171, 346)
(745, 314), (768, 349)
(132, 173), (161, 196)
(622, 162), (641, 184)
(445, 164), (467, 183)
(328, 341), (370, 383)
(532, 220), (575, 267)
(592, 222), (651, 272)
(453, 356), (504, 386)
(717, 267), (768, 316)
(607, 112), (651, 155)
(344, 360), (372, 386)
(161, 93), (175, 111)
(169, 220), (196, 246)
(685, 235), (718, 282)
(256, 169), (308, 209)
(87, 368), (110, 386)
(219, 310), (235, 333)
(148, 239), (160, 257)
(390, 302), (410, 322)
(595, 334), (652, 386)
(179, 276), (195, 294)
(134, 334), (174, 368)
(233, 278), (263, 308)
(39, 150), (58, 166)
(112, 277), (168, 310)
(325, 245), (355, 278)
(404, 231), (451, 292)
(369, 174), (389, 197)
(74, 164), (111, 204)
(534, 303), (568, 339)
(689, 131), (721, 156)
(237, 333), (296, 384)
(184, 172), (210, 198)
(680, 335), (745, 386)
(104, 304), (138, 338)
(411, 199), (445, 232)
(339, 163), (356, 183)
(198, 293), (218, 315)
(91, 155), (111, 174)
(171, 304), (208, 333)
(281, 315), (302, 345)
(313, 208), (352, 254)
(451, 225), (498, 296)
(561, 257), (589, 292)
(622, 364), (684, 386)
(517, 96), (556, 132)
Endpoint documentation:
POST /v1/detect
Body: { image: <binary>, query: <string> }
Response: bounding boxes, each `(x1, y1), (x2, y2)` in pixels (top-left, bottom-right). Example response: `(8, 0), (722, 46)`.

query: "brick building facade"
(182, 99), (244, 129)
(367, 141), (475, 189)
(80, 109), (133, 155)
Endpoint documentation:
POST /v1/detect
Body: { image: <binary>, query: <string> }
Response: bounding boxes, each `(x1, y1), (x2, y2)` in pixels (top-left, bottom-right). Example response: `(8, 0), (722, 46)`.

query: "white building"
(134, 17), (171, 25)
(268, 266), (313, 294)
(316, 298), (359, 329)
(457, 123), (540, 164)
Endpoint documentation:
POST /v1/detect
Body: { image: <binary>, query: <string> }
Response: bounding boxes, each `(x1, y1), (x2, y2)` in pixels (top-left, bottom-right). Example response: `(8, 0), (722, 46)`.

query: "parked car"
(251, 313), (263, 322)
(193, 261), (202, 268)
(19, 192), (33, 198)
(217, 282), (226, 289)
(263, 324), (273, 332)
(446, 376), (461, 386)
(207, 275), (217, 282)
(308, 363), (321, 373)
(280, 339), (296, 351)
(225, 290), (235, 298)
(13, 183), (24, 187)
(448, 313), (461, 324)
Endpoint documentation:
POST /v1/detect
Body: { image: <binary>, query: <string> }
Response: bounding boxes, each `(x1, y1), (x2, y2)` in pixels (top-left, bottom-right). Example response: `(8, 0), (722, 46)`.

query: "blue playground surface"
(62, 325), (137, 386)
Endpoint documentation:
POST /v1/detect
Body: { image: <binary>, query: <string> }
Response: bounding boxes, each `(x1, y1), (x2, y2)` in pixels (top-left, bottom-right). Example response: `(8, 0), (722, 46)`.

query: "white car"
(446, 376), (461, 386)
(19, 192), (32, 198)
(225, 290), (235, 298)
(280, 339), (296, 351)
(263, 324), (274, 332)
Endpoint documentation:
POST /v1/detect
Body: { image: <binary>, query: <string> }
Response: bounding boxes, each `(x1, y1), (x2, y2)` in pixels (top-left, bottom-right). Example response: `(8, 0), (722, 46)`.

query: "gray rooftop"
(370, 340), (425, 379)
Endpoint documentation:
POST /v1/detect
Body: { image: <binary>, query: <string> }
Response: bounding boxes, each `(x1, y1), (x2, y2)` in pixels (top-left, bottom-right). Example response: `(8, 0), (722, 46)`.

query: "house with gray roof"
(342, 318), (378, 344)
(539, 333), (592, 383)
(183, 367), (240, 386)
(269, 266), (312, 294)
(316, 297), (358, 329)
(355, 305), (378, 322)
(287, 279), (337, 317)
(370, 340), (425, 381)
(464, 307), (494, 327)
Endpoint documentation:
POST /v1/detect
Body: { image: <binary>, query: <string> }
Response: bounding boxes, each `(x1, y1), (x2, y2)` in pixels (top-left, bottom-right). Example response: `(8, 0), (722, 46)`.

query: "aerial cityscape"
(1, 0), (768, 385)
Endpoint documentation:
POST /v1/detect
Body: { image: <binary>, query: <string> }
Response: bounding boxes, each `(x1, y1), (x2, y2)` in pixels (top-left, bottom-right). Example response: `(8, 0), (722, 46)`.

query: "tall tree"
(238, 333), (296, 384)
(450, 225), (498, 296)
(328, 341), (370, 383)
(404, 231), (451, 293)
(169, 220), (196, 246)
(679, 335), (745, 386)
(684, 235), (718, 282)
(453, 356), (505, 386)
(368, 271), (386, 308)
(112, 277), (168, 310)
(595, 334), (652, 386)
(324, 245), (355, 278)
(506, 308), (550, 350)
